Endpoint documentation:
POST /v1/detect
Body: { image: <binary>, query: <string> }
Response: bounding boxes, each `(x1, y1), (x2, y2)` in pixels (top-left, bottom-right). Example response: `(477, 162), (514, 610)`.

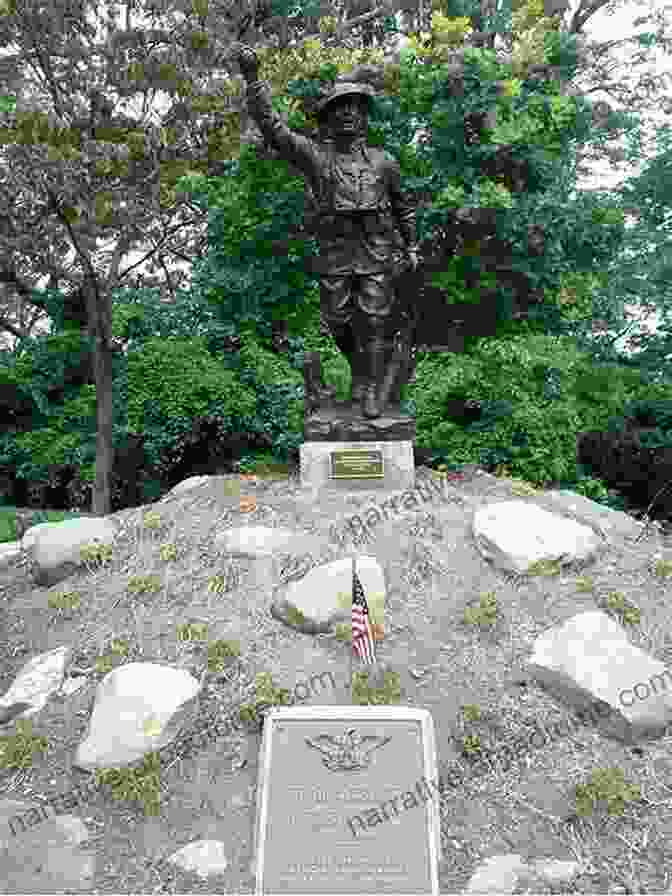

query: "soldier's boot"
(362, 327), (387, 419)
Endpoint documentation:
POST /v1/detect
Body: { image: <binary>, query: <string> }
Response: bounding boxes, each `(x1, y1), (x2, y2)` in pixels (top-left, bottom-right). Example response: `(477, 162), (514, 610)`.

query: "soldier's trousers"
(320, 272), (394, 343)
(320, 272), (403, 402)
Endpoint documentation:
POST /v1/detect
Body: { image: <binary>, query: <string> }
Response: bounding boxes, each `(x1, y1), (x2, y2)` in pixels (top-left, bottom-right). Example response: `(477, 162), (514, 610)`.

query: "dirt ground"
(1, 467), (672, 894)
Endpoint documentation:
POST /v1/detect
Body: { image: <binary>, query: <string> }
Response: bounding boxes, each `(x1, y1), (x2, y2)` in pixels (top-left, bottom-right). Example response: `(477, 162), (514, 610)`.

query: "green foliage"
(206, 639), (241, 674)
(179, 147), (322, 341)
(0, 508), (57, 543)
(93, 638), (131, 674)
(0, 15), (664, 511)
(654, 558), (672, 578)
(412, 329), (672, 496)
(604, 592), (641, 626)
(0, 269), (311, 499)
(335, 622), (351, 642)
(461, 734), (482, 756)
(239, 671), (292, 727)
(0, 720), (49, 769)
(0, 323), (138, 494)
(125, 335), (256, 430)
(48, 589), (81, 613)
(464, 591), (498, 627)
(352, 670), (401, 705)
(542, 29), (581, 82)
(8, 387), (95, 482)
(574, 767), (641, 818)
(0, 327), (95, 421)
(461, 703), (482, 722)
(232, 329), (305, 460)
(285, 605), (307, 626)
(176, 31), (637, 358)
(572, 477), (611, 503)
(95, 752), (163, 817)
(176, 622), (208, 641)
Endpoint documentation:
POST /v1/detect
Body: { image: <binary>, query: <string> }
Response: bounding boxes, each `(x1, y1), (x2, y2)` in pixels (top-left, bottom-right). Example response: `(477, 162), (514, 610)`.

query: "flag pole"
(350, 553), (355, 704)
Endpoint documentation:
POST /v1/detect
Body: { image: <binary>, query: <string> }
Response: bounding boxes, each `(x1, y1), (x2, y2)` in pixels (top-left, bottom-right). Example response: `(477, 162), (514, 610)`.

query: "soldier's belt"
(318, 212), (393, 236)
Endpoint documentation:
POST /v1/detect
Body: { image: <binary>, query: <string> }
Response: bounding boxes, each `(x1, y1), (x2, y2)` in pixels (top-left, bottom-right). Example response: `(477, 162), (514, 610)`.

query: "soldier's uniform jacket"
(245, 79), (418, 276)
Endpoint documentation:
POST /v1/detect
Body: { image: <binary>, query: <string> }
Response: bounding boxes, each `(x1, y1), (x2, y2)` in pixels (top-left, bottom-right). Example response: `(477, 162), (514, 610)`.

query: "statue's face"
(325, 95), (368, 137)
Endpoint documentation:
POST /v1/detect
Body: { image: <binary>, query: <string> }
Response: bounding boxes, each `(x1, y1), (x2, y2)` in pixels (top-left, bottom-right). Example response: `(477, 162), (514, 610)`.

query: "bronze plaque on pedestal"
(330, 449), (384, 480)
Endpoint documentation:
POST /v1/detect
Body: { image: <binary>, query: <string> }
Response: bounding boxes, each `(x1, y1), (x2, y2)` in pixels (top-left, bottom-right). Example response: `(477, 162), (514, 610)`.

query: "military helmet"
(315, 81), (376, 118)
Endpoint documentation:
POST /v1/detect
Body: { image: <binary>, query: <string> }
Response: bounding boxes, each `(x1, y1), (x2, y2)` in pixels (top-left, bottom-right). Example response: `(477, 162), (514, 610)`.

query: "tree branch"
(116, 214), (204, 283)
(157, 253), (176, 301)
(45, 186), (106, 339)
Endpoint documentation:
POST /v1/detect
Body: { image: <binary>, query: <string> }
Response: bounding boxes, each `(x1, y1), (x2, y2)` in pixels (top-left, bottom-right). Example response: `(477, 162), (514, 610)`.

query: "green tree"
(0, 0), (668, 513)
(563, 122), (672, 386)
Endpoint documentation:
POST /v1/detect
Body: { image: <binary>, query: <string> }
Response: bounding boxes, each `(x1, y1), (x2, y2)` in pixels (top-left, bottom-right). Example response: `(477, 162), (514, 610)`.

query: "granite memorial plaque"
(330, 449), (384, 480)
(254, 706), (441, 895)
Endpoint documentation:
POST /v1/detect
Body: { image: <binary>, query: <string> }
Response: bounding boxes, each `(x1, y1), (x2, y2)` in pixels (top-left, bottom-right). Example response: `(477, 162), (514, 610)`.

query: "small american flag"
(352, 558), (376, 664)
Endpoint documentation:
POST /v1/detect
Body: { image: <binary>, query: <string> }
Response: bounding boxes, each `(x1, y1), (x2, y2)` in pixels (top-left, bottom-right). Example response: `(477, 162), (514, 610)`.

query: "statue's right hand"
(231, 43), (259, 81)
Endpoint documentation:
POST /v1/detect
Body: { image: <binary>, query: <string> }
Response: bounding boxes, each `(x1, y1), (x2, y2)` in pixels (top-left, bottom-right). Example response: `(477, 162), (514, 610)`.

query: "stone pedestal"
(300, 439), (414, 493)
(301, 400), (415, 493)
(302, 348), (416, 493)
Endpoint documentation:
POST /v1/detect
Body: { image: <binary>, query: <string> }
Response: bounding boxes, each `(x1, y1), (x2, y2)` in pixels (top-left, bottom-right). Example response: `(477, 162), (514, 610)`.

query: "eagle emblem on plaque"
(305, 728), (391, 771)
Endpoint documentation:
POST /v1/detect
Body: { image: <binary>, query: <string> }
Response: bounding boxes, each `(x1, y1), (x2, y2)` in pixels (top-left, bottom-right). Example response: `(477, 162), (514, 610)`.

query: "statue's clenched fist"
(231, 43), (259, 82)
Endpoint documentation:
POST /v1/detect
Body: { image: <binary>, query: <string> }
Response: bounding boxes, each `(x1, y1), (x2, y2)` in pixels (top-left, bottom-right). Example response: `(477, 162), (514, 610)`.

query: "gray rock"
(472, 500), (604, 576)
(74, 662), (204, 770)
(528, 610), (672, 743)
(270, 554), (385, 636)
(166, 839), (229, 877)
(22, 516), (119, 587)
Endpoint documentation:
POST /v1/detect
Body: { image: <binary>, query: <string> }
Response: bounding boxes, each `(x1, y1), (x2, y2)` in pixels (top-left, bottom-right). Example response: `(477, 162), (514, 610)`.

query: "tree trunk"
(83, 280), (114, 516)
(92, 337), (114, 516)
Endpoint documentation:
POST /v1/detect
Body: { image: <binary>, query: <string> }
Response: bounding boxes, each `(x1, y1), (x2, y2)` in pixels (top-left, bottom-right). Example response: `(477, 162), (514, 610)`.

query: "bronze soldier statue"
(231, 43), (421, 419)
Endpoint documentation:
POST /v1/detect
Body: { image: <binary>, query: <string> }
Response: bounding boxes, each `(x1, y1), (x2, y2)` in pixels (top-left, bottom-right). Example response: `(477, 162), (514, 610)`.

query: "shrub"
(412, 331), (671, 502)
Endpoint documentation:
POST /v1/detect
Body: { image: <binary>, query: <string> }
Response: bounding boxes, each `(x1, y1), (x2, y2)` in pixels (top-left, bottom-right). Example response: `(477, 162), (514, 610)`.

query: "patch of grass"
(653, 557), (672, 578)
(109, 638), (131, 655)
(526, 557), (563, 577)
(461, 734), (483, 756)
(239, 672), (292, 728)
(509, 478), (544, 497)
(206, 639), (241, 674)
(335, 622), (352, 642)
(79, 540), (115, 570)
(458, 704), (487, 757)
(573, 767), (642, 818)
(176, 622), (209, 642)
(352, 670), (401, 705)
(602, 591), (642, 626)
(463, 591), (498, 627)
(126, 574), (162, 595)
(238, 454), (291, 478)
(95, 752), (163, 817)
(575, 575), (595, 592)
(461, 703), (482, 722)
(47, 589), (82, 620)
(92, 637), (132, 675)
(285, 605), (306, 626)
(0, 719), (49, 769)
